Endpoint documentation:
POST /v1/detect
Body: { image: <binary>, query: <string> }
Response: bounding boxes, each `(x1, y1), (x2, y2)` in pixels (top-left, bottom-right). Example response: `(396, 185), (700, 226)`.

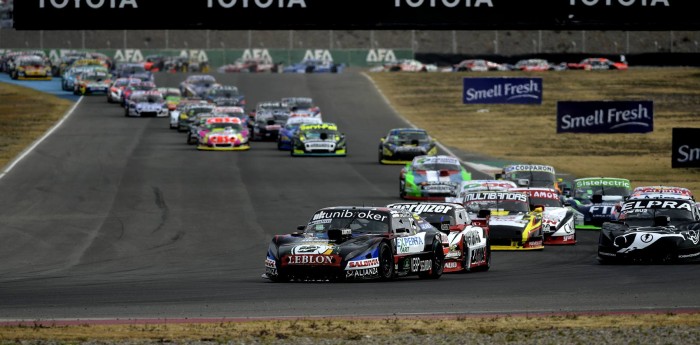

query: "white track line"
(361, 72), (500, 175)
(0, 96), (84, 181)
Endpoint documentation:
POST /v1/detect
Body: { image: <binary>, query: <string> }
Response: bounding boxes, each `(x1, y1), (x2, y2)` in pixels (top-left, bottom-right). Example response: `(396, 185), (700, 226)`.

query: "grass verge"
(367, 68), (700, 196)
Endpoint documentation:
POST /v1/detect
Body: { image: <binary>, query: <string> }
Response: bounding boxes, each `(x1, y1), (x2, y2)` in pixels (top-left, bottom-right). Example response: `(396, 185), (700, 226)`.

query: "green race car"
(291, 122), (346, 157)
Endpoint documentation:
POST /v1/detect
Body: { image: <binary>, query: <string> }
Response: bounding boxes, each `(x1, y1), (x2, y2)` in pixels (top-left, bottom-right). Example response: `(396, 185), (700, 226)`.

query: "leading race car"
(263, 206), (445, 282)
(400, 155), (472, 201)
(566, 177), (632, 230)
(282, 58), (344, 73)
(462, 191), (544, 250)
(378, 128), (437, 164)
(387, 202), (491, 273)
(597, 196), (700, 264)
(511, 187), (576, 245)
(291, 122), (346, 157)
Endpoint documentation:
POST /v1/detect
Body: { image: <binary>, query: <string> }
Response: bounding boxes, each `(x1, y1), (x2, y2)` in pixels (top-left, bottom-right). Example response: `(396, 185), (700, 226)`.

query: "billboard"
(672, 128), (700, 168)
(463, 77), (542, 105)
(13, 0), (700, 30)
(557, 101), (653, 134)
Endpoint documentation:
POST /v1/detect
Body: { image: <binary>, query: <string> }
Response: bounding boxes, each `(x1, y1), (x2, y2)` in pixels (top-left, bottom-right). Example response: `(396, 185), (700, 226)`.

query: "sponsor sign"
(672, 128), (700, 168)
(557, 101), (653, 134)
(14, 0), (698, 30)
(463, 78), (542, 105)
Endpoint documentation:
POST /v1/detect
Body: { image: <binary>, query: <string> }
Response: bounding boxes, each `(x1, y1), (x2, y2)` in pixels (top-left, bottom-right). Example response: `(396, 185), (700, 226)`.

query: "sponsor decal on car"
(397, 235), (425, 254)
(345, 268), (378, 278)
(346, 258), (380, 270)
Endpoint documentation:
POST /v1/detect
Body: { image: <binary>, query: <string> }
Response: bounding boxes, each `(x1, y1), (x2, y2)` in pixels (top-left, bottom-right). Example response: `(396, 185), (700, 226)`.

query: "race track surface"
(1, 71), (699, 321)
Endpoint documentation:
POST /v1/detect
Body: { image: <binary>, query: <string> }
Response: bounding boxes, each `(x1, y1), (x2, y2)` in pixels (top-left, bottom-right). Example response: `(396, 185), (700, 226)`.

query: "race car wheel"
(378, 148), (384, 163)
(420, 240), (444, 279)
(377, 241), (394, 281)
(268, 267), (289, 283)
(305, 66), (315, 73)
(187, 134), (197, 145)
(476, 240), (491, 272)
(399, 180), (406, 199)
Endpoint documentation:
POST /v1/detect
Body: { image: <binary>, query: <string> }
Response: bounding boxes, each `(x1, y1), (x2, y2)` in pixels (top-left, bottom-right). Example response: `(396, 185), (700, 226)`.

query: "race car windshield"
(84, 74), (107, 81)
(192, 77), (216, 86)
(133, 84), (155, 91)
(20, 57), (45, 66)
(306, 210), (391, 236)
(527, 197), (562, 207)
(135, 95), (164, 103)
(208, 123), (243, 131)
(421, 213), (455, 226)
(465, 200), (530, 213)
(507, 171), (555, 186)
(573, 186), (630, 200)
(414, 162), (460, 171)
(209, 88), (239, 98)
(303, 130), (338, 140)
(388, 132), (429, 145)
(621, 208), (694, 227)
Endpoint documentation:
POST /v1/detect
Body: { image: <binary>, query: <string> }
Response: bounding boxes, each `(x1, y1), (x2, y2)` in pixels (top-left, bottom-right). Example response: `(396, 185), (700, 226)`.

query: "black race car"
(263, 206), (445, 282)
(251, 110), (289, 141)
(598, 197), (700, 264)
(378, 128), (437, 164)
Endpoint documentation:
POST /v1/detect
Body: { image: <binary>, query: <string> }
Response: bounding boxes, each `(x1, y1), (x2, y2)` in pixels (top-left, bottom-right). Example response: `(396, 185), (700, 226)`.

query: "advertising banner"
(556, 101), (653, 134)
(672, 128), (700, 168)
(13, 1), (700, 30)
(463, 77), (542, 105)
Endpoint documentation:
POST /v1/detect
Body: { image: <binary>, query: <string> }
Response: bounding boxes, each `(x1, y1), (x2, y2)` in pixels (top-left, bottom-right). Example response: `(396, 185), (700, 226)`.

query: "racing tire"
(420, 240), (444, 279)
(377, 241), (395, 281)
(331, 65), (338, 73)
(124, 108), (129, 117)
(305, 66), (315, 74)
(268, 268), (289, 283)
(187, 134), (197, 145)
(378, 148), (384, 164)
(10, 71), (17, 80)
(399, 180), (406, 199)
(474, 240), (491, 272)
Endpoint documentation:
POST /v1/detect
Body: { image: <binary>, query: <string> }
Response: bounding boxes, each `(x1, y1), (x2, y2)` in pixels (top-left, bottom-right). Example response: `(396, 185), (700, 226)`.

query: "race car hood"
(603, 226), (695, 254)
(542, 207), (573, 229)
(489, 214), (528, 229)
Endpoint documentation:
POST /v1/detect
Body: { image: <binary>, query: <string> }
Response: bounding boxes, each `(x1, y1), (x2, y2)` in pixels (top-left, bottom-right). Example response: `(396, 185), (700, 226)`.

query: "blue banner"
(463, 78), (542, 105)
(672, 128), (700, 168)
(557, 101), (653, 134)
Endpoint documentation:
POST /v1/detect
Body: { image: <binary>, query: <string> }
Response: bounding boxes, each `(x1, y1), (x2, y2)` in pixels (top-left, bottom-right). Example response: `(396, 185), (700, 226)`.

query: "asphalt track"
(0, 71), (699, 322)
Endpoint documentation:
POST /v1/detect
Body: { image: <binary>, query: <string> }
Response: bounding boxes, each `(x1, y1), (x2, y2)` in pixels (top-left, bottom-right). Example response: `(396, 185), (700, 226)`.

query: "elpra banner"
(463, 78), (542, 105)
(556, 101), (653, 134)
(13, 0), (700, 30)
(672, 128), (700, 168)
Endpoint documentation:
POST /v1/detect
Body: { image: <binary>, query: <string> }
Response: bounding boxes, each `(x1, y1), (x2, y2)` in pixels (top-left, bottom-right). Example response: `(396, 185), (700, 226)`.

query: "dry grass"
(367, 68), (700, 196)
(0, 83), (73, 170)
(1, 313), (699, 342)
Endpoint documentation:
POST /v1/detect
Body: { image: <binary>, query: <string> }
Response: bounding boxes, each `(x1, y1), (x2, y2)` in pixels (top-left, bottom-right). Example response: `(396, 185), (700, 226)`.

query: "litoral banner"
(463, 77), (542, 105)
(556, 101), (653, 134)
(672, 128), (700, 168)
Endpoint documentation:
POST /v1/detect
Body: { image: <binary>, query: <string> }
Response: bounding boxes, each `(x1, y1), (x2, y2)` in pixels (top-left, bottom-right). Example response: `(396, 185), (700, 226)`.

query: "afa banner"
(463, 77), (542, 105)
(556, 101), (653, 134)
(672, 128), (700, 168)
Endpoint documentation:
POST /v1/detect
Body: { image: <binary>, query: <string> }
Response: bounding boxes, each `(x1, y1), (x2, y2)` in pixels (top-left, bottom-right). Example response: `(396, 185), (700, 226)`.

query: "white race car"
(511, 187), (576, 245)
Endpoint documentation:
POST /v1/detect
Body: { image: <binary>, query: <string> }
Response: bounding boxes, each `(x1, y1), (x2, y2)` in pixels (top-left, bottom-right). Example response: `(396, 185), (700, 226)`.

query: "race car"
(157, 87), (182, 112)
(107, 77), (139, 103)
(204, 85), (245, 107)
(449, 59), (506, 72)
(378, 128), (437, 164)
(217, 58), (278, 73)
(281, 97), (321, 115)
(169, 99), (210, 130)
(496, 164), (566, 194)
(124, 91), (168, 118)
(387, 202), (491, 273)
(282, 58), (344, 73)
(10, 55), (52, 80)
(251, 110), (290, 141)
(567, 57), (628, 71)
(400, 155), (472, 201)
(73, 70), (111, 95)
(121, 81), (157, 106)
(290, 122), (346, 157)
(195, 117), (250, 151)
(511, 187), (576, 245)
(566, 177), (632, 230)
(597, 196), (700, 264)
(277, 116), (323, 151)
(179, 74), (220, 98)
(263, 206), (445, 282)
(62, 65), (109, 91)
(248, 101), (290, 131)
(462, 191), (544, 250)
(370, 59), (438, 72)
(176, 102), (217, 132)
(114, 62), (153, 82)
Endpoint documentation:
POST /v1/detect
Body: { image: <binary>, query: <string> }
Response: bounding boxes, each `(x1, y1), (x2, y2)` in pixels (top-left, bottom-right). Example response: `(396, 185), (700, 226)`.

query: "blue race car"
(282, 58), (344, 73)
(277, 116), (323, 150)
(565, 177), (632, 230)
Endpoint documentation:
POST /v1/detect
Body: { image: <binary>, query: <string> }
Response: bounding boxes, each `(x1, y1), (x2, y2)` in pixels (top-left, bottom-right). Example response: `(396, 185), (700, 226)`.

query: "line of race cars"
(7, 53), (696, 281)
